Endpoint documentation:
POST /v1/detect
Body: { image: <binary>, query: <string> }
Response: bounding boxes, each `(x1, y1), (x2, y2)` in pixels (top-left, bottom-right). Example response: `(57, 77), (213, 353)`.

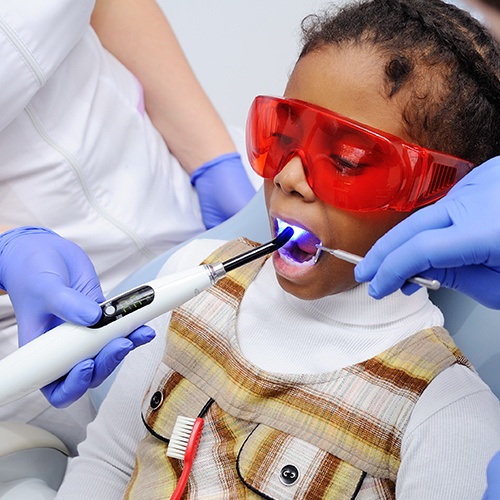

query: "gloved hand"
(484, 451), (500, 499)
(0, 227), (155, 408)
(355, 157), (500, 309)
(191, 152), (256, 229)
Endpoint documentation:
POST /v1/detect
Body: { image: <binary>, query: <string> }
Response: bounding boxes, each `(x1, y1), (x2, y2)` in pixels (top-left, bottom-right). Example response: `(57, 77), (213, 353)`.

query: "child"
(57, 0), (500, 498)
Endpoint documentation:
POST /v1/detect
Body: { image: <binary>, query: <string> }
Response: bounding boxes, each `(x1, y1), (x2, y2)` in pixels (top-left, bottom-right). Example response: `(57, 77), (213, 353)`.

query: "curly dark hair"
(299, 0), (500, 164)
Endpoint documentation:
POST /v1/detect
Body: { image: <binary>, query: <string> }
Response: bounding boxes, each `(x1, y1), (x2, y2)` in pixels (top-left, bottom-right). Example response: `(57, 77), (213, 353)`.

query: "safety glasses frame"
(246, 95), (474, 211)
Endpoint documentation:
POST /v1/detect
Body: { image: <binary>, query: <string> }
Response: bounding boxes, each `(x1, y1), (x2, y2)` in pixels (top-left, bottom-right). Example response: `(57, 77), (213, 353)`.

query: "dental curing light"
(0, 228), (293, 406)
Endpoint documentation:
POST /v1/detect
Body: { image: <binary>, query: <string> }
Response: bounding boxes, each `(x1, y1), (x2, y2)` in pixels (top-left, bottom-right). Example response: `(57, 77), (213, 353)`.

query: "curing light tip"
(221, 227), (294, 273)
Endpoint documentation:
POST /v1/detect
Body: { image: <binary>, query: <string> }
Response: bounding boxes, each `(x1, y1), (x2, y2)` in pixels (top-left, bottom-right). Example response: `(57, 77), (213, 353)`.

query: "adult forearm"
(91, 0), (236, 173)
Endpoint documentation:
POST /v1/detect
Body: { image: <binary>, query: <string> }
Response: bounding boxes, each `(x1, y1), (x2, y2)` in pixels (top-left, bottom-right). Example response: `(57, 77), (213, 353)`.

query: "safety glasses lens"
(247, 96), (404, 209)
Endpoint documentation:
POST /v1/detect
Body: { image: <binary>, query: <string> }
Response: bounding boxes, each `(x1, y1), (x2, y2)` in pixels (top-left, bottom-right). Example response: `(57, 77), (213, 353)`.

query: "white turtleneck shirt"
(58, 239), (500, 500)
(237, 253), (444, 374)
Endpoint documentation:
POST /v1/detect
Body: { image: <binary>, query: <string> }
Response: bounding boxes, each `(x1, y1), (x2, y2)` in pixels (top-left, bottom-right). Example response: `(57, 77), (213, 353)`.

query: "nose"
(273, 156), (316, 201)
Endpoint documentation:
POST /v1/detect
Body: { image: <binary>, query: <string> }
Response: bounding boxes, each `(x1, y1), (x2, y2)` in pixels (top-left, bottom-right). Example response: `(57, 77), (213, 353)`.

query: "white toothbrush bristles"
(167, 415), (205, 500)
(167, 416), (198, 460)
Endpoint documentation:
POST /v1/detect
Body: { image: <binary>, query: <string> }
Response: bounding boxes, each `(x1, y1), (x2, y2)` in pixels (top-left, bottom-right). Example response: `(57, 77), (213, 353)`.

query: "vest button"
(150, 391), (163, 410)
(280, 464), (299, 485)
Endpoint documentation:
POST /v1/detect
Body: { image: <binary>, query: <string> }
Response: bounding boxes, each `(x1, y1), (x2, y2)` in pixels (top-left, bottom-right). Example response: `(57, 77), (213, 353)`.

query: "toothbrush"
(315, 245), (441, 290)
(167, 415), (204, 500)
(0, 228), (293, 406)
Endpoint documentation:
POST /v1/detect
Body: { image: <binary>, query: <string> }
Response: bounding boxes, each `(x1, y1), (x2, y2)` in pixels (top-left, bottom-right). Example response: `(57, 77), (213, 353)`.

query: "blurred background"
(159, 0), (483, 130)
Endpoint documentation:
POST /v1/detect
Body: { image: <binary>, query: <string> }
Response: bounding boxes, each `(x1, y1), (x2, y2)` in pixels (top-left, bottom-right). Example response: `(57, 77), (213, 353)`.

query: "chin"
(275, 274), (340, 300)
(275, 272), (360, 300)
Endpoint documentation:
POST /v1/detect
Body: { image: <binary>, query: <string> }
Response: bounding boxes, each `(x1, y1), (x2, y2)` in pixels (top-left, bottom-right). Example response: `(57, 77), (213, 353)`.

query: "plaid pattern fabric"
(126, 238), (470, 499)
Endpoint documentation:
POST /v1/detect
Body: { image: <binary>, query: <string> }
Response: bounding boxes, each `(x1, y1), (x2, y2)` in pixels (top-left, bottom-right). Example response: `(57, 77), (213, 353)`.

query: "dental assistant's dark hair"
(299, 0), (500, 165)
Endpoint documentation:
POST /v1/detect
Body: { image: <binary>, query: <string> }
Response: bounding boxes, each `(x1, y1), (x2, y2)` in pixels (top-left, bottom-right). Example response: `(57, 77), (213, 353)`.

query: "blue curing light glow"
(276, 219), (307, 242)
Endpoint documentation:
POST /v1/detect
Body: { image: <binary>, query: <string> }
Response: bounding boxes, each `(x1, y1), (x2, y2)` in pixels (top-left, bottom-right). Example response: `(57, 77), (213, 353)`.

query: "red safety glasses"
(246, 95), (474, 211)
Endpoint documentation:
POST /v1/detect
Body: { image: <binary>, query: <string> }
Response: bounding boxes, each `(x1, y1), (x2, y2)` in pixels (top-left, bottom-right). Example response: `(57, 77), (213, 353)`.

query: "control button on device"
(104, 305), (116, 316)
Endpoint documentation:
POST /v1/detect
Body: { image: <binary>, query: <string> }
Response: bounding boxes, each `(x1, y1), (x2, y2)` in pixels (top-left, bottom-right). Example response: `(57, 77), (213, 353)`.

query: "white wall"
(159, 0), (336, 130)
(158, 0), (482, 130)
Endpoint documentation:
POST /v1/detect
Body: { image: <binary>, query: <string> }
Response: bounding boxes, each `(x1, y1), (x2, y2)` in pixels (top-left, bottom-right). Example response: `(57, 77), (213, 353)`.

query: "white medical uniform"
(0, 0), (207, 451)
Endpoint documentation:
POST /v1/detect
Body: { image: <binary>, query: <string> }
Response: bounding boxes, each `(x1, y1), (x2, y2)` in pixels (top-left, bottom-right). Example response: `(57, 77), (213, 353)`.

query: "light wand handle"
(0, 229), (294, 406)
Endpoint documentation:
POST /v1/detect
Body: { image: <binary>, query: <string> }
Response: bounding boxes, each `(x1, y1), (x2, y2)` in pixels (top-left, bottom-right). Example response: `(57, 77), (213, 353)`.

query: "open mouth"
(276, 219), (322, 265)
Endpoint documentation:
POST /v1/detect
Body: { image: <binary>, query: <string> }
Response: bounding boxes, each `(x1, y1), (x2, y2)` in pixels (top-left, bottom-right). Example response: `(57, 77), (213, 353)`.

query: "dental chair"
(0, 422), (68, 499)
(1, 188), (500, 498)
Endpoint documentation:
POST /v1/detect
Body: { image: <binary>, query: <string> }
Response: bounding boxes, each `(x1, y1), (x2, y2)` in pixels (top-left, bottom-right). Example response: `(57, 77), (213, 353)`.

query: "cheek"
(263, 178), (277, 204)
(331, 211), (409, 257)
(313, 211), (409, 298)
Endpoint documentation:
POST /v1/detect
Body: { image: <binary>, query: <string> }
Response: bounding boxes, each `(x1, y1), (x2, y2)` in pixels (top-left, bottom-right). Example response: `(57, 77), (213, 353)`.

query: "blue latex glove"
(0, 227), (155, 408)
(191, 152), (256, 229)
(355, 157), (500, 308)
(484, 451), (500, 499)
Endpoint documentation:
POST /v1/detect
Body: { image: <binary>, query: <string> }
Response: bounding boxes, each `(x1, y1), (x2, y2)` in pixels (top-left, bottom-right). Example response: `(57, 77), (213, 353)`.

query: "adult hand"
(355, 157), (500, 309)
(484, 451), (500, 499)
(191, 152), (256, 229)
(0, 227), (155, 408)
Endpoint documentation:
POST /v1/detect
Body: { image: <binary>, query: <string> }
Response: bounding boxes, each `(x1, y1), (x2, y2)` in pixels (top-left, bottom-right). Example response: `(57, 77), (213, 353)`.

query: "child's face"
(264, 45), (411, 300)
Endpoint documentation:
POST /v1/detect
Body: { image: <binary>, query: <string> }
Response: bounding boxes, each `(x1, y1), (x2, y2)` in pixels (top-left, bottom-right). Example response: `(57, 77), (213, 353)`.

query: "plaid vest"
(126, 238), (470, 499)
